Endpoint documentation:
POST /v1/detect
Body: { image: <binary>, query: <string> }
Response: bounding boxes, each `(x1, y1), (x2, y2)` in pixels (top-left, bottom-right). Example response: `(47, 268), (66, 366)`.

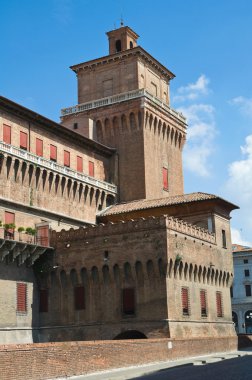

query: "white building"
(232, 244), (252, 334)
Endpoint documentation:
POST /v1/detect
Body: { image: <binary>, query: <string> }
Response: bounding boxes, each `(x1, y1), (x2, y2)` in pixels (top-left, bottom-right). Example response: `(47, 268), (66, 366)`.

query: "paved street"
(130, 355), (252, 380)
(60, 349), (252, 380)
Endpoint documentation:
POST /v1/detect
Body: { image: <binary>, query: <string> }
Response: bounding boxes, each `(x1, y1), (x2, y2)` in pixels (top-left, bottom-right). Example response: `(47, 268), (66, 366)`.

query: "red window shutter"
(20, 131), (28, 150)
(36, 138), (43, 157)
(3, 124), (11, 144)
(77, 156), (83, 172)
(163, 167), (168, 190)
(39, 289), (48, 313)
(5, 211), (15, 224)
(17, 283), (27, 313)
(200, 290), (207, 316)
(4, 211), (15, 237)
(64, 150), (70, 167)
(36, 225), (49, 246)
(216, 292), (223, 317)
(89, 161), (94, 177)
(123, 288), (135, 315)
(181, 287), (189, 315)
(50, 145), (57, 162)
(74, 286), (85, 310)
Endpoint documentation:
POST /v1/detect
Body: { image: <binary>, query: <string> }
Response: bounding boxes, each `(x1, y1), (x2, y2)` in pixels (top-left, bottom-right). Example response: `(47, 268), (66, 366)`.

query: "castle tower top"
(106, 25), (139, 55)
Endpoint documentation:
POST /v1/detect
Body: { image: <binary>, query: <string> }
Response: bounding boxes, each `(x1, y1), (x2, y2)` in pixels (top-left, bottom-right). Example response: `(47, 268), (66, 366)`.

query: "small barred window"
(181, 287), (189, 316)
(216, 291), (223, 317)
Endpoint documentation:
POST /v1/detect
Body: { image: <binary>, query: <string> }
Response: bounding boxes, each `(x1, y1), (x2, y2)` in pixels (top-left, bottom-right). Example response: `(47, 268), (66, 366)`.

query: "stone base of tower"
(167, 320), (236, 339)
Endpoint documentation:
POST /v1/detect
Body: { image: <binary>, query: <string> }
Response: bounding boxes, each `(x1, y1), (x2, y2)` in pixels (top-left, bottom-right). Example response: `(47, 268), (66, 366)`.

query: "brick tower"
(61, 25), (187, 202)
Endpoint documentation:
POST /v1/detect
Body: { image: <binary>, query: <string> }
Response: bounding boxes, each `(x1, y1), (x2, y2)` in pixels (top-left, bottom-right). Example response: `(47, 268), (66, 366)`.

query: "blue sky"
(1, 0), (252, 245)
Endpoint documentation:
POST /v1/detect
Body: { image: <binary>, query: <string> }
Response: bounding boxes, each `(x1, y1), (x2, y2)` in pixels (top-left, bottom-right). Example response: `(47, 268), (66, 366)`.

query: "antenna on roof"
(120, 15), (124, 26)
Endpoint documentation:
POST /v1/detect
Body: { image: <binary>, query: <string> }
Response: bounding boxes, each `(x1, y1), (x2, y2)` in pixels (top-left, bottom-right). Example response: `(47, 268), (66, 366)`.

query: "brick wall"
(0, 337), (237, 380)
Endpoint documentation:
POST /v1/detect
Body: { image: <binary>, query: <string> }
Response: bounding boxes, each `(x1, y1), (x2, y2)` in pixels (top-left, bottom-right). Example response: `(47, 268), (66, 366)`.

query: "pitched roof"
(0, 95), (116, 157)
(232, 244), (252, 253)
(99, 192), (238, 216)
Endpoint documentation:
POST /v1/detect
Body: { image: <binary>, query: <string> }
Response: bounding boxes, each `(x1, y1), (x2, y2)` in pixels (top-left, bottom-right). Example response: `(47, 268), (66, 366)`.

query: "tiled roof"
(99, 192), (237, 216)
(232, 244), (252, 252)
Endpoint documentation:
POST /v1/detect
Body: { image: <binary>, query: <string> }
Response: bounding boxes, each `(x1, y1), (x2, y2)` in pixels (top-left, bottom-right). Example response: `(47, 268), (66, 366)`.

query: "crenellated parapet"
(166, 217), (216, 244)
(51, 215), (216, 244)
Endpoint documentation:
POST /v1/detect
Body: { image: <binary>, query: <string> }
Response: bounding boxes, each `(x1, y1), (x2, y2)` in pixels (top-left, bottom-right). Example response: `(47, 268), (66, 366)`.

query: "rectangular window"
(230, 286), (233, 298)
(222, 230), (226, 248)
(181, 287), (189, 316)
(122, 288), (135, 315)
(39, 289), (48, 313)
(36, 138), (43, 157)
(64, 150), (70, 167)
(200, 290), (207, 317)
(89, 161), (94, 177)
(244, 259), (249, 264)
(245, 269), (250, 277)
(77, 156), (83, 172)
(17, 283), (27, 313)
(36, 225), (49, 246)
(245, 285), (251, 297)
(103, 79), (113, 97)
(163, 167), (168, 190)
(3, 124), (11, 144)
(216, 291), (223, 317)
(50, 145), (57, 162)
(4, 211), (15, 239)
(20, 131), (28, 150)
(74, 286), (85, 310)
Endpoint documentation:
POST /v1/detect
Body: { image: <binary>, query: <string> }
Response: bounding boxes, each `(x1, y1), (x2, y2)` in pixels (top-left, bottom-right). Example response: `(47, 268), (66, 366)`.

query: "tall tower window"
(163, 167), (168, 190)
(181, 287), (190, 315)
(17, 283), (27, 313)
(222, 230), (227, 248)
(115, 39), (121, 52)
(216, 291), (223, 317)
(122, 288), (135, 315)
(130, 41), (133, 49)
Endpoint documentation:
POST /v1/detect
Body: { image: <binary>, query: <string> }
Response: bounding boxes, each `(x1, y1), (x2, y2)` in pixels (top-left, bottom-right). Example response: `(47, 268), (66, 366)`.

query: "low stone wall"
(0, 336), (237, 380)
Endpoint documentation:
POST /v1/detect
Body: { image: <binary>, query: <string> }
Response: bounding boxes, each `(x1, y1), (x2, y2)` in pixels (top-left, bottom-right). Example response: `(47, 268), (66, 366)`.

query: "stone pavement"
(54, 348), (252, 380)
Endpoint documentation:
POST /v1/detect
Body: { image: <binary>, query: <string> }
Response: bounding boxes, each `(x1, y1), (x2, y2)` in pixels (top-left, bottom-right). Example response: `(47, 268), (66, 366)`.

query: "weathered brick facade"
(0, 24), (238, 355)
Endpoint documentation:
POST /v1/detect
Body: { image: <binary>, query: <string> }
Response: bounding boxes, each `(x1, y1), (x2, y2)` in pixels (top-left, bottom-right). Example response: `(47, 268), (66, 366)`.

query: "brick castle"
(0, 25), (238, 349)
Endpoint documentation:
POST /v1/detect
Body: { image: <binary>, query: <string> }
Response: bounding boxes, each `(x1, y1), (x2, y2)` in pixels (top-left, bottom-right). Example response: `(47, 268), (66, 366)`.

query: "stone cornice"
(70, 46), (175, 80)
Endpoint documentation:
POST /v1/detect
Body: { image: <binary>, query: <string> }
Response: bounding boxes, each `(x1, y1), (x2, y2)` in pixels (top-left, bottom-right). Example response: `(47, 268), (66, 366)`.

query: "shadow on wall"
(0, 260), (40, 344)
(238, 334), (252, 349)
(113, 330), (147, 340)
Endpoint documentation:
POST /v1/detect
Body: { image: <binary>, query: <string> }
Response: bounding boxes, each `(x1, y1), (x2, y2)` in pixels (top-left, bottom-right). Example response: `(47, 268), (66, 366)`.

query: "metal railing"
(61, 89), (186, 123)
(0, 141), (117, 194)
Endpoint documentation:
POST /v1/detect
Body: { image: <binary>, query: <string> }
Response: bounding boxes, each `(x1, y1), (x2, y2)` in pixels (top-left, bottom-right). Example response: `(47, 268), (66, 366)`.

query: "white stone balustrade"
(61, 89), (186, 123)
(0, 141), (117, 194)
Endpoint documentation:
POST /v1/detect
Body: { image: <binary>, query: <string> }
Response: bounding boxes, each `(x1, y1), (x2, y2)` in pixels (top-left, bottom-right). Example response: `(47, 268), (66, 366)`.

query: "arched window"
(245, 310), (252, 333)
(232, 311), (238, 332)
(130, 41), (134, 49)
(115, 39), (121, 52)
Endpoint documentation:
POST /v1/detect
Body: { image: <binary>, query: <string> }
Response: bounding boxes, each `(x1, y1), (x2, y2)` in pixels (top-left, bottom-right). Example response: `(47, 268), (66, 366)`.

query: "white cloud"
(231, 228), (252, 247)
(173, 75), (210, 102)
(177, 102), (216, 177)
(227, 135), (252, 202)
(230, 96), (252, 118)
(225, 135), (252, 242)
